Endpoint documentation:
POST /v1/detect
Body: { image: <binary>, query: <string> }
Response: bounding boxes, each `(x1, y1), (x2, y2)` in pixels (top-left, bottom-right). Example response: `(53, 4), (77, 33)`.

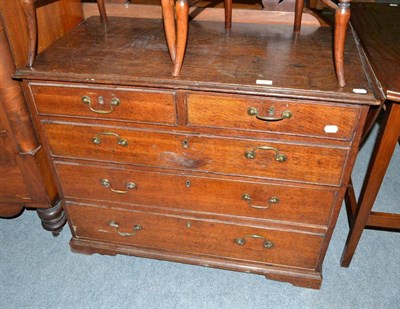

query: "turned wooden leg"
(161, 0), (177, 63)
(37, 202), (66, 236)
(21, 0), (37, 68)
(334, 0), (350, 88)
(161, 0), (189, 76)
(293, 0), (305, 32)
(172, 0), (189, 77)
(341, 102), (400, 267)
(224, 0), (232, 30)
(96, 0), (108, 24)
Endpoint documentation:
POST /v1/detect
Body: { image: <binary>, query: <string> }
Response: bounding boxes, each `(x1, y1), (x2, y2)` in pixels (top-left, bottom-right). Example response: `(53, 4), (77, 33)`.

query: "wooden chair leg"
(334, 0), (351, 88)
(161, 0), (177, 63)
(172, 0), (189, 77)
(224, 0), (232, 30)
(21, 0), (37, 68)
(294, 0), (305, 32)
(163, 0), (231, 75)
(21, 0), (107, 68)
(96, 0), (108, 24)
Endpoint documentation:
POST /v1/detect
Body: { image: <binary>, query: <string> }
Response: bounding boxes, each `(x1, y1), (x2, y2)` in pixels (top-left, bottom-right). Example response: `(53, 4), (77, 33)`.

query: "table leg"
(344, 178), (357, 228)
(334, 0), (351, 88)
(341, 102), (400, 267)
(344, 105), (383, 229)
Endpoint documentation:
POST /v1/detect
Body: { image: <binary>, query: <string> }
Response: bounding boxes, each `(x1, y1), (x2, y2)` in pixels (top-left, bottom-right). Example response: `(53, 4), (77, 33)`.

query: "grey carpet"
(1, 122), (399, 309)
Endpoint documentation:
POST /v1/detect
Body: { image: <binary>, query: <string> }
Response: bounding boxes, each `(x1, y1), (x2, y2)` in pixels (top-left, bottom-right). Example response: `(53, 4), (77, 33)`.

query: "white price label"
(324, 125), (339, 134)
(256, 79), (273, 86)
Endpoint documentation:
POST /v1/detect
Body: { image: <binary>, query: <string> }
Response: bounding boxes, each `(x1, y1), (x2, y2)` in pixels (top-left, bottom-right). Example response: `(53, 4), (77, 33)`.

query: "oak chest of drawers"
(17, 17), (381, 288)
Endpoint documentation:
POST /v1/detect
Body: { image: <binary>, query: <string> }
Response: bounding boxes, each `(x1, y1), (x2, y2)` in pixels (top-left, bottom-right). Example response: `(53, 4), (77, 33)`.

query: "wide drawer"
(187, 93), (360, 140)
(29, 84), (177, 125)
(67, 203), (323, 269)
(56, 162), (336, 227)
(44, 122), (348, 185)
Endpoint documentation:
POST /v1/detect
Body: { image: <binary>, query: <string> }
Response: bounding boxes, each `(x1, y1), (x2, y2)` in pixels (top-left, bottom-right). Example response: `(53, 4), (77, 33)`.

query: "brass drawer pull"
(247, 107), (292, 122)
(82, 95), (120, 114)
(242, 193), (279, 210)
(244, 146), (286, 162)
(101, 178), (136, 194)
(92, 132), (128, 146)
(108, 220), (142, 237)
(234, 234), (274, 249)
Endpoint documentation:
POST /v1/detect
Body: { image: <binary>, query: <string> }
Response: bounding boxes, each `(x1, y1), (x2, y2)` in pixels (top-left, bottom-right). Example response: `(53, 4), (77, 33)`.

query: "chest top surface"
(16, 17), (380, 105)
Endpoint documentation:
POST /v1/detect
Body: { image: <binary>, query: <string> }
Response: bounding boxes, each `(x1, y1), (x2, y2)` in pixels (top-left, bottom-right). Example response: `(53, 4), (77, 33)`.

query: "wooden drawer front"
(56, 162), (336, 226)
(187, 93), (360, 140)
(67, 203), (323, 269)
(30, 84), (177, 125)
(45, 123), (347, 185)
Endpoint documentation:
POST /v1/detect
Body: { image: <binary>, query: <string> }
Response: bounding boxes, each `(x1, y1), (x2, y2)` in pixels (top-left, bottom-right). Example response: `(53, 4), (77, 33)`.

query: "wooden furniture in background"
(16, 16), (380, 288)
(1, 0), (83, 69)
(0, 0), (83, 233)
(341, 2), (400, 267)
(21, 0), (105, 67)
(82, 1), (322, 26)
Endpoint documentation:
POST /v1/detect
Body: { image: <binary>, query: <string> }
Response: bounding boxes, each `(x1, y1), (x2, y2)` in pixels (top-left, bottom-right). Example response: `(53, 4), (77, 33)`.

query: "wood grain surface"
(16, 17), (379, 105)
(351, 2), (400, 101)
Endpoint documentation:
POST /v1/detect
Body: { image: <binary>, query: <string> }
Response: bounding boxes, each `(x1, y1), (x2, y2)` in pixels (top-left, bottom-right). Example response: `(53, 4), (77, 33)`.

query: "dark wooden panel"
(0, 108), (29, 202)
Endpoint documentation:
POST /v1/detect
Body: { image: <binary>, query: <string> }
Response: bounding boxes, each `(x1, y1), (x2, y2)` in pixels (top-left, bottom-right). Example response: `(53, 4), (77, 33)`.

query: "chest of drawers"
(17, 17), (381, 288)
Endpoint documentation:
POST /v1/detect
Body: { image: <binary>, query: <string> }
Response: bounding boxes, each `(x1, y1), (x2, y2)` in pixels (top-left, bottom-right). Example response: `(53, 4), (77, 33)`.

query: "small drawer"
(67, 203), (324, 269)
(187, 93), (360, 140)
(56, 162), (336, 227)
(29, 84), (177, 125)
(44, 123), (347, 185)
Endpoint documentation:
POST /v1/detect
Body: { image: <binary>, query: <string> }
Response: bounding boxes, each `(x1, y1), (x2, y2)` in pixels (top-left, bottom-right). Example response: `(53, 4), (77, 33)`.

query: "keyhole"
(182, 139), (189, 148)
(268, 106), (275, 116)
(98, 96), (104, 105)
